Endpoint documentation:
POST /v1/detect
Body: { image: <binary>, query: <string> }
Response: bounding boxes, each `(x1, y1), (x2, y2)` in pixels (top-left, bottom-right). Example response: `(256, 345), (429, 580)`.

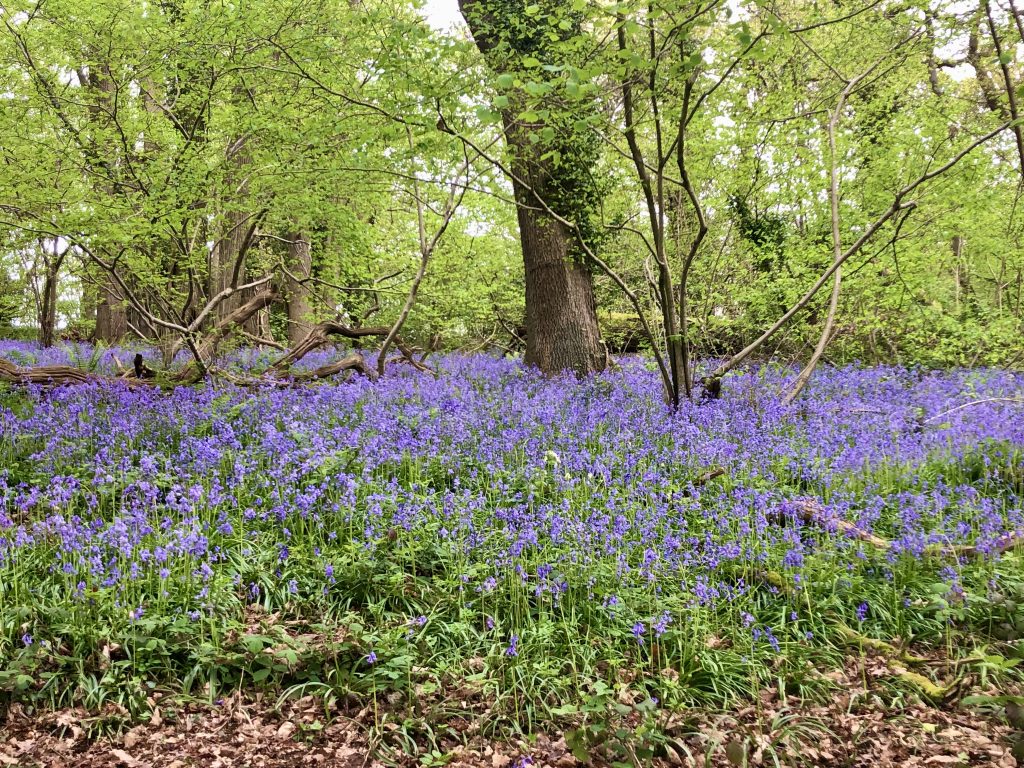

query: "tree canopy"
(1, 0), (1022, 389)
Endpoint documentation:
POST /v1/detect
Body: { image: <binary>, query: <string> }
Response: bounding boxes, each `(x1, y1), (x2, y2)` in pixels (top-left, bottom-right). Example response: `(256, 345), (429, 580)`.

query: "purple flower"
(365, 651), (378, 665)
(856, 602), (868, 622)
(653, 611), (672, 638)
(505, 635), (519, 657)
(21, 633), (32, 647)
(631, 622), (645, 644)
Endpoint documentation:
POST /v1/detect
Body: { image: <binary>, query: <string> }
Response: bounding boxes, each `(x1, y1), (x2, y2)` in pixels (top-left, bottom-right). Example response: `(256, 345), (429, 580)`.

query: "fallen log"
(0, 358), (91, 385)
(281, 353), (376, 382)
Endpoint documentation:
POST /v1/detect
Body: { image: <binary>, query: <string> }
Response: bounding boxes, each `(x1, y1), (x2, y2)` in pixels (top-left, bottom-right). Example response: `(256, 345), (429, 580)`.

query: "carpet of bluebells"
(1, 341), (1023, 723)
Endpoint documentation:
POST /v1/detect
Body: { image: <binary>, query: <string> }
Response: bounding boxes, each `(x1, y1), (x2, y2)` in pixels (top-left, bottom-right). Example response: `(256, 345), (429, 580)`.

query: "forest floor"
(4, 352), (1024, 767)
(2, 648), (1019, 768)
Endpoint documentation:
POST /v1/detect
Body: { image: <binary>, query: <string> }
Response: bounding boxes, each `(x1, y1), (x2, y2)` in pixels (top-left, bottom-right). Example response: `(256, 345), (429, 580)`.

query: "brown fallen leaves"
(0, 694), (369, 768)
(0, 654), (1019, 768)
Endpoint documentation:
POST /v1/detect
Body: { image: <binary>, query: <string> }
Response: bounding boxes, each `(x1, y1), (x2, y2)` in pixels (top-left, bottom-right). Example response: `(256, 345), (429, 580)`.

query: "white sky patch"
(421, 0), (464, 31)
(465, 220), (491, 236)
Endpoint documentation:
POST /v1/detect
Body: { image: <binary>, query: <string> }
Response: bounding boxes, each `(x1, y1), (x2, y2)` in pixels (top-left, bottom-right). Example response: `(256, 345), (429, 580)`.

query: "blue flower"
(631, 622), (645, 644)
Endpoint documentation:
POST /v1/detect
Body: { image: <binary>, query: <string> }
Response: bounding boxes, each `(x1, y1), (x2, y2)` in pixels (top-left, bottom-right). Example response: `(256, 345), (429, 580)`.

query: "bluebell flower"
(631, 622), (645, 644)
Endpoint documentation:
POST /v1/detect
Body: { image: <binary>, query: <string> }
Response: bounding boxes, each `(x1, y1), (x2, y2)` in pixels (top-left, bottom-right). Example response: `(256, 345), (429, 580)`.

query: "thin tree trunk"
(985, 1), (1024, 178)
(786, 62), (889, 404)
(38, 259), (61, 347)
(953, 236), (964, 313)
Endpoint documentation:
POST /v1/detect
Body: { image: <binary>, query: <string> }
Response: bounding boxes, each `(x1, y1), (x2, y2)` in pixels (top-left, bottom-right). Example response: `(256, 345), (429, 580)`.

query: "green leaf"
(475, 106), (501, 124)
(242, 634), (267, 653)
(549, 703), (578, 716)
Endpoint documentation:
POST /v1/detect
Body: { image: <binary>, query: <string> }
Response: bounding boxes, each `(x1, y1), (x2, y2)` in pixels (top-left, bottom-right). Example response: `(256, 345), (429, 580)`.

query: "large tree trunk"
(460, 0), (606, 377)
(285, 232), (314, 346)
(95, 275), (128, 342)
(210, 120), (268, 338)
(507, 124), (605, 375)
(88, 69), (129, 344)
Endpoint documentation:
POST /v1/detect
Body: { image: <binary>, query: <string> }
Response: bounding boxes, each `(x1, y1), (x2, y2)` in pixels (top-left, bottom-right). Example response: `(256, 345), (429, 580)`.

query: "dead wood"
(269, 320), (431, 375)
(778, 498), (1024, 559)
(280, 353), (376, 382)
(0, 357), (91, 385)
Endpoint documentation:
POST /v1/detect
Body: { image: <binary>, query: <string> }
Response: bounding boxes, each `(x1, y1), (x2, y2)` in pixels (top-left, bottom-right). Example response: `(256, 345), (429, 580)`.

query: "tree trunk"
(460, 0), (606, 377)
(95, 275), (128, 342)
(88, 69), (129, 344)
(38, 261), (59, 347)
(285, 232), (314, 346)
(505, 121), (605, 376)
(210, 125), (265, 336)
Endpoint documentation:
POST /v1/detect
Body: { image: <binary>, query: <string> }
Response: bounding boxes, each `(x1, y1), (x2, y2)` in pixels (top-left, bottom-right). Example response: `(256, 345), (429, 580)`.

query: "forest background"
(1, 0), (1023, 389)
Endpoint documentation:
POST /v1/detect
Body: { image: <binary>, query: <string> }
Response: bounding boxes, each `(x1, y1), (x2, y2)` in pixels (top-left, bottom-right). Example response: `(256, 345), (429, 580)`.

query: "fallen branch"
(832, 622), (928, 664)
(781, 499), (892, 550)
(270, 321), (431, 375)
(682, 467), (726, 496)
(282, 354), (376, 382)
(779, 499), (1024, 560)
(923, 397), (1024, 424)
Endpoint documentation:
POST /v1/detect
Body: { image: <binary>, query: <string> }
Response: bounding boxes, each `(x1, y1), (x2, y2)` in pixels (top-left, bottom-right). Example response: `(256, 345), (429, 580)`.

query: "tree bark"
(89, 70), (129, 343)
(95, 275), (128, 342)
(459, 0), (606, 377)
(38, 260), (60, 347)
(285, 232), (314, 346)
(507, 130), (606, 376)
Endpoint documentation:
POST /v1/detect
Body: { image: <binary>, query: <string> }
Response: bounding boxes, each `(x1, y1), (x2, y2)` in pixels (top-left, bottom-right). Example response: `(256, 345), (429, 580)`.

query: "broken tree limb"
(923, 397), (1024, 424)
(285, 354), (376, 382)
(781, 499), (893, 550)
(832, 621), (929, 664)
(174, 288), (281, 383)
(269, 320), (431, 375)
(779, 499), (1024, 560)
